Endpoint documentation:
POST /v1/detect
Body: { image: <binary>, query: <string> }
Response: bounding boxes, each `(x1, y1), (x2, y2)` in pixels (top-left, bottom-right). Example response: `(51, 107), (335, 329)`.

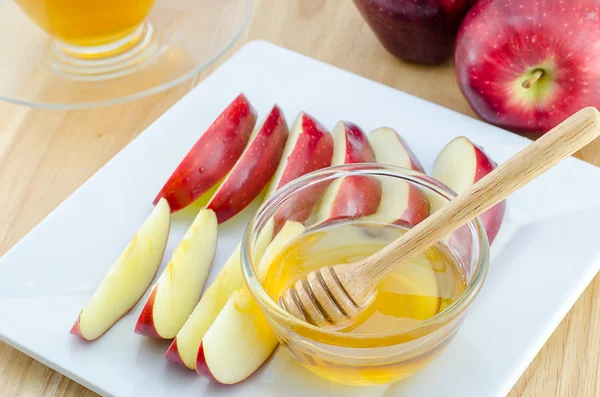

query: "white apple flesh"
(196, 288), (278, 384)
(71, 198), (171, 341)
(135, 208), (218, 339)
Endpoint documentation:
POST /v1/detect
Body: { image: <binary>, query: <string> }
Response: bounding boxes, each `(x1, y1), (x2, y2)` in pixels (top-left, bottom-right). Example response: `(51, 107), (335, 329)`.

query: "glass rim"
(242, 163), (490, 344)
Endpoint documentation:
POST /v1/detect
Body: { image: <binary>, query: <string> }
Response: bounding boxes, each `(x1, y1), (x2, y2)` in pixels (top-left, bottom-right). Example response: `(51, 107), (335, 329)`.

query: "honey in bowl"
(263, 221), (466, 384)
(15, 0), (155, 46)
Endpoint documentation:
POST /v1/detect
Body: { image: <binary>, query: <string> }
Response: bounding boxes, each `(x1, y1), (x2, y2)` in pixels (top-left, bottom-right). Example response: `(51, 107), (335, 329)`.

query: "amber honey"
(263, 221), (466, 384)
(16, 0), (155, 46)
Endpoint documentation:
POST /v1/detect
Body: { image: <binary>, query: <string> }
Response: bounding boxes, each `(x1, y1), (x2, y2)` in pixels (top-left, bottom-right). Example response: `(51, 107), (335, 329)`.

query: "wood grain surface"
(0, 1), (598, 396)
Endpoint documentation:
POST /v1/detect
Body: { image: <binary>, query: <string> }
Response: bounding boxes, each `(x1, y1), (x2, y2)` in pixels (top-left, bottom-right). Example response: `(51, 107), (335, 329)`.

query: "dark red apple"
(354, 0), (476, 65)
(456, 0), (600, 138)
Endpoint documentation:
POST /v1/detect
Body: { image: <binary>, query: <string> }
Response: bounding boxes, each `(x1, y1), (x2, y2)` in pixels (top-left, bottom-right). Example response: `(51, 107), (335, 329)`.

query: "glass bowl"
(241, 164), (490, 386)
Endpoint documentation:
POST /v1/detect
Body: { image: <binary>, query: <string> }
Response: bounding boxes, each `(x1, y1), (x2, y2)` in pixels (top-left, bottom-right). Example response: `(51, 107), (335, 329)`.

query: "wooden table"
(1, 1), (599, 396)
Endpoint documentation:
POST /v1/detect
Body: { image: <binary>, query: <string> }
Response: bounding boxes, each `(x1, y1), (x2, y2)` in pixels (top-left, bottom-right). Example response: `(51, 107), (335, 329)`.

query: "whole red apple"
(354, 0), (476, 65)
(455, 0), (600, 138)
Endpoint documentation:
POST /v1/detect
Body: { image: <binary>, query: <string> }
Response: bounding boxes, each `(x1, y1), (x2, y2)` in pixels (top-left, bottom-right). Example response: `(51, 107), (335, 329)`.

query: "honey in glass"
(15, 0), (156, 46)
(263, 221), (466, 384)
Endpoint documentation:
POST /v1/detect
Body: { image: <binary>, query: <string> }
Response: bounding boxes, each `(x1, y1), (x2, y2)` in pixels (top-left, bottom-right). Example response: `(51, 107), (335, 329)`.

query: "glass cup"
(3, 0), (251, 108)
(241, 164), (490, 386)
(16, 0), (155, 48)
(16, 0), (157, 72)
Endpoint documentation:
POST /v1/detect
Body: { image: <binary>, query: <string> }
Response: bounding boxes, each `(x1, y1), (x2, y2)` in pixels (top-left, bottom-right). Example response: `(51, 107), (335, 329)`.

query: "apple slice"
(135, 208), (218, 339)
(316, 122), (382, 222)
(196, 287), (278, 384)
(195, 220), (304, 381)
(165, 244), (246, 369)
(165, 220), (275, 369)
(265, 112), (333, 197)
(369, 127), (424, 172)
(71, 199), (171, 341)
(206, 105), (289, 224)
(433, 136), (506, 244)
(142, 107), (286, 339)
(368, 127), (429, 226)
(154, 94), (257, 212)
(265, 112), (334, 229)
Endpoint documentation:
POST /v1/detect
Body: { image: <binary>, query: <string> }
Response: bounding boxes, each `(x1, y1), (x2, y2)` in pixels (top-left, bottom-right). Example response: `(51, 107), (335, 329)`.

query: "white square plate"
(2, 41), (600, 397)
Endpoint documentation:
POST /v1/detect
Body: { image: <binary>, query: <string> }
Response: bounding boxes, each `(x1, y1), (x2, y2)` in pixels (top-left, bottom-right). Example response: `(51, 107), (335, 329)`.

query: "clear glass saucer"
(0, 0), (251, 109)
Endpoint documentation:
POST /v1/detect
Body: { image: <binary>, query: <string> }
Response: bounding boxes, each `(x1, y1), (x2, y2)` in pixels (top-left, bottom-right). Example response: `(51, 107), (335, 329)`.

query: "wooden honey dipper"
(279, 107), (600, 327)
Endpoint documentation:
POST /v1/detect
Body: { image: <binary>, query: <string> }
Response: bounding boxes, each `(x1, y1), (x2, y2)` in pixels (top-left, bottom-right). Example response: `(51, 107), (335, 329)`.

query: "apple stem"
(522, 69), (544, 89)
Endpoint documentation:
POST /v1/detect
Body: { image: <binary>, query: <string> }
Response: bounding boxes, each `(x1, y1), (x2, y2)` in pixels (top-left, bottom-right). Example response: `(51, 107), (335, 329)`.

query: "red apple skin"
(394, 140), (428, 226)
(154, 94), (257, 212)
(273, 182), (329, 234)
(455, 0), (600, 137)
(439, 139), (505, 265)
(435, 137), (505, 244)
(399, 145), (429, 224)
(69, 316), (83, 338)
(472, 143), (506, 244)
(480, 201), (506, 244)
(164, 339), (187, 367)
(133, 287), (161, 338)
(328, 123), (381, 221)
(274, 113), (334, 191)
(354, 0), (476, 65)
(328, 175), (381, 221)
(394, 189), (429, 228)
(206, 105), (289, 224)
(368, 127), (428, 227)
(272, 113), (334, 229)
(195, 342), (217, 382)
